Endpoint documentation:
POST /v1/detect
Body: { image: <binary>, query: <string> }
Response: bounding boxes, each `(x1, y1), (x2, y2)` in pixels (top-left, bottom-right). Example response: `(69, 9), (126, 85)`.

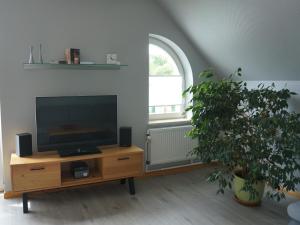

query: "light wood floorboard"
(0, 168), (297, 225)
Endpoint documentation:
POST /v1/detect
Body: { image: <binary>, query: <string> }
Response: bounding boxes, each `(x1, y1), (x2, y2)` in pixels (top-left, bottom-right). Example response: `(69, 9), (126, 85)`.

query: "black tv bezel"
(35, 95), (118, 152)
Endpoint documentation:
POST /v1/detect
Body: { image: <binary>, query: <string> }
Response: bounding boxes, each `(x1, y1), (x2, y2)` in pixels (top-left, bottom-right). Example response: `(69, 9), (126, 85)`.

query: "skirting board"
(288, 191), (300, 199)
(4, 162), (216, 199)
(145, 162), (219, 177)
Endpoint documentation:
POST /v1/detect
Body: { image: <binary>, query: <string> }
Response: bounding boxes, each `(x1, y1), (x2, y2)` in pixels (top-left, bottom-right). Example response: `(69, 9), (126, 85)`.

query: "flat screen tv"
(36, 95), (117, 152)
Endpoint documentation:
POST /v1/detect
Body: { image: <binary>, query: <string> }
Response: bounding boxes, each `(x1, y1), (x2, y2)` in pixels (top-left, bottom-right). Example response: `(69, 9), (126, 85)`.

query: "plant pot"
(233, 173), (265, 206)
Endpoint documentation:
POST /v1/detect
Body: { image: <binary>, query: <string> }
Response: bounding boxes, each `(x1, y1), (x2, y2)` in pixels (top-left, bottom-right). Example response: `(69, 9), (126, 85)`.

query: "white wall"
(0, 104), (3, 190)
(0, 0), (207, 191)
(159, 0), (300, 80)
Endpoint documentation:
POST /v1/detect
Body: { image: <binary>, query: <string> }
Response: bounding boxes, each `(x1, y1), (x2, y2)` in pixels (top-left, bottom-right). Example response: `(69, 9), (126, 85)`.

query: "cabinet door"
(12, 163), (61, 192)
(102, 153), (143, 179)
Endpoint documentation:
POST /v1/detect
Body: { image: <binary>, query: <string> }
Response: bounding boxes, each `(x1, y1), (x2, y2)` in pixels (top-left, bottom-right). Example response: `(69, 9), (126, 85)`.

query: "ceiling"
(157, 0), (300, 80)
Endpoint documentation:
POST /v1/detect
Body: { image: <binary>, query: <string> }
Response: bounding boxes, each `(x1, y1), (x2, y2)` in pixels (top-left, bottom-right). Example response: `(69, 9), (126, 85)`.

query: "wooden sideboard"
(10, 146), (144, 213)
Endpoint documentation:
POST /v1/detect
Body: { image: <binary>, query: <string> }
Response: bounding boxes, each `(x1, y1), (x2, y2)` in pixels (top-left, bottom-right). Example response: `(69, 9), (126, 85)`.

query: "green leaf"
(183, 67), (300, 203)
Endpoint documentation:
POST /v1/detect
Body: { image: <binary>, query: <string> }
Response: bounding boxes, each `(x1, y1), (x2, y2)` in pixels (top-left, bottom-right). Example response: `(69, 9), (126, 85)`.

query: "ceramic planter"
(233, 173), (265, 206)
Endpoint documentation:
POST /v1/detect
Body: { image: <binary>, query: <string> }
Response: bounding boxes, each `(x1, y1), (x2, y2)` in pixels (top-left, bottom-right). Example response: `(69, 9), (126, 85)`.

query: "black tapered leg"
(23, 193), (29, 214)
(128, 177), (135, 195)
(120, 178), (126, 185)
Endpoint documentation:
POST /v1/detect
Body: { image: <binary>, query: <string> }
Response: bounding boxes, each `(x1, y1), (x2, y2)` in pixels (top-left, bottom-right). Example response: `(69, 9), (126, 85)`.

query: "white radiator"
(147, 126), (198, 167)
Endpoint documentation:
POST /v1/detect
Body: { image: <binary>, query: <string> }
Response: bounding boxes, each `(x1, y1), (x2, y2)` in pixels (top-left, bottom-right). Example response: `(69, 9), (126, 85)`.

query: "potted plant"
(184, 68), (300, 205)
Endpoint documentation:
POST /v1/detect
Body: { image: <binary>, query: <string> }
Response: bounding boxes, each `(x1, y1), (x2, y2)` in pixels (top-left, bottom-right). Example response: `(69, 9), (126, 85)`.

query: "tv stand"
(10, 146), (144, 213)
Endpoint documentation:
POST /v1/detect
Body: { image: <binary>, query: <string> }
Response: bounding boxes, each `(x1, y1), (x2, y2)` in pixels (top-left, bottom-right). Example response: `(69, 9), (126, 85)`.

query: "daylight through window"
(149, 36), (186, 121)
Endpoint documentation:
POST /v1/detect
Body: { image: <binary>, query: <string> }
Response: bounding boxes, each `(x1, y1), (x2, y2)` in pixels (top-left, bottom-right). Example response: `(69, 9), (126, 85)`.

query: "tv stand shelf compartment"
(23, 63), (128, 70)
(60, 158), (103, 187)
(10, 146), (144, 213)
(61, 170), (103, 187)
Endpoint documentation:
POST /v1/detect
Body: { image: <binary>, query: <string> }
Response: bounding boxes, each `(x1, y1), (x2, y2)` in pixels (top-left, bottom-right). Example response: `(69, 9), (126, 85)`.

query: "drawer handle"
(118, 157), (130, 161)
(30, 167), (45, 171)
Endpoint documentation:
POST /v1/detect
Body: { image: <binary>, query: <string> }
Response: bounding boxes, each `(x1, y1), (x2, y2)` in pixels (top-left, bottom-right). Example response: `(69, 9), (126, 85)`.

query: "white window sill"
(148, 118), (191, 128)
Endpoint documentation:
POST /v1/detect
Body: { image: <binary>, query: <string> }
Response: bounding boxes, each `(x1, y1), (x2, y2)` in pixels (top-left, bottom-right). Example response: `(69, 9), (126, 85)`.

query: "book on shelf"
(65, 48), (80, 64)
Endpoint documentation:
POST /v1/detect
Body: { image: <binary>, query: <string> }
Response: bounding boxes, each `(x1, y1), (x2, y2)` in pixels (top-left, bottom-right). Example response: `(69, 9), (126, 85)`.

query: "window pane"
(149, 76), (183, 107)
(149, 44), (180, 76)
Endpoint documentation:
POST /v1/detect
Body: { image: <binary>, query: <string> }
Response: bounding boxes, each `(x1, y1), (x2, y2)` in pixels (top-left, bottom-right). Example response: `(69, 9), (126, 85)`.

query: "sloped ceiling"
(158, 0), (300, 80)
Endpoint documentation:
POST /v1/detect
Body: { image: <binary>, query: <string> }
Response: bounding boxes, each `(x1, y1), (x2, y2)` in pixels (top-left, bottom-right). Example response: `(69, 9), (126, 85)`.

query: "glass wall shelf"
(23, 63), (128, 70)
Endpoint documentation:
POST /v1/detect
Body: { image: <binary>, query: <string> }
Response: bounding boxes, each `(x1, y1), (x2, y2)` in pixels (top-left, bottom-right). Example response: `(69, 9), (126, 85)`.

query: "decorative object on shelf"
(39, 44), (43, 64)
(184, 68), (300, 206)
(107, 53), (120, 65)
(65, 48), (80, 64)
(28, 45), (34, 64)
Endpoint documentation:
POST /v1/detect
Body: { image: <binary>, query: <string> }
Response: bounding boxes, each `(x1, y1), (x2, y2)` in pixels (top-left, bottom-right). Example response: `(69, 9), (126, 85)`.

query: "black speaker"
(16, 133), (32, 157)
(119, 127), (132, 147)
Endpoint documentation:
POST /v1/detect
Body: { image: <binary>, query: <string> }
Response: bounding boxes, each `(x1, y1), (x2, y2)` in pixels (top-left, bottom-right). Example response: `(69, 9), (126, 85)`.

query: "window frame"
(149, 36), (187, 121)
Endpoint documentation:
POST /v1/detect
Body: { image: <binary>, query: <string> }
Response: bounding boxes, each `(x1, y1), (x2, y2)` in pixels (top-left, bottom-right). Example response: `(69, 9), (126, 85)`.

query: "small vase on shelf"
(39, 44), (43, 64)
(28, 45), (34, 64)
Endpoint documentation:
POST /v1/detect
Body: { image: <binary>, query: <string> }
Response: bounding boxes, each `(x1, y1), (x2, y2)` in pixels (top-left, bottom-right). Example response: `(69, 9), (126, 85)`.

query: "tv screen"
(36, 95), (117, 152)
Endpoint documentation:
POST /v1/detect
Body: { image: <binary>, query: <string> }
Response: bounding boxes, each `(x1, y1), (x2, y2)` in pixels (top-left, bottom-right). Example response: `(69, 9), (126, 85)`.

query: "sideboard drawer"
(11, 163), (61, 192)
(102, 153), (143, 179)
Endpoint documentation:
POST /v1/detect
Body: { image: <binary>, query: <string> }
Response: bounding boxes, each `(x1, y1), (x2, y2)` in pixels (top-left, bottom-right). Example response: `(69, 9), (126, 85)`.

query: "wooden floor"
(0, 168), (297, 225)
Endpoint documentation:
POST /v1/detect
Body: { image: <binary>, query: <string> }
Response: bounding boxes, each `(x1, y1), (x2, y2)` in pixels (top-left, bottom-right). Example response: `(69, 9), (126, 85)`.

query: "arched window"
(149, 35), (191, 121)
